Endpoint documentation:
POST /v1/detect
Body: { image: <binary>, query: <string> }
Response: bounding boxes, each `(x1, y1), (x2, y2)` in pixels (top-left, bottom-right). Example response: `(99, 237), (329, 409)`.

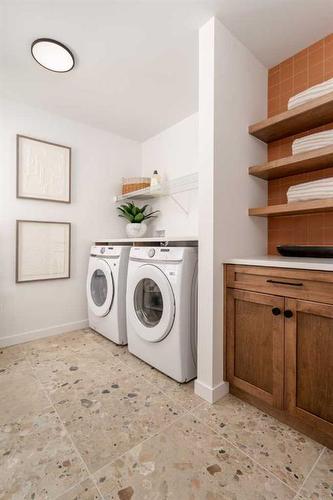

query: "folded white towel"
(295, 130), (333, 143)
(287, 177), (333, 203)
(288, 77), (333, 110)
(292, 129), (333, 155)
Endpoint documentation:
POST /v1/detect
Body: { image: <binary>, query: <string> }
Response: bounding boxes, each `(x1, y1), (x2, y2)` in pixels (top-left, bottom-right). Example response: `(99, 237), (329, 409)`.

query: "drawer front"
(225, 265), (333, 304)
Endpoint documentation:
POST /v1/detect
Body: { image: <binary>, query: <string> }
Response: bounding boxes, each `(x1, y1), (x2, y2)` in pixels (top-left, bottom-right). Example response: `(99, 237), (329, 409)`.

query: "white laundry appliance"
(87, 245), (130, 344)
(126, 246), (198, 382)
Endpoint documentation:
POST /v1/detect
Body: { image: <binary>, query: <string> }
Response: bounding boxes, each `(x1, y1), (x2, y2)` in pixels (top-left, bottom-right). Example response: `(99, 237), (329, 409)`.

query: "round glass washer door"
(130, 265), (175, 342)
(87, 259), (114, 317)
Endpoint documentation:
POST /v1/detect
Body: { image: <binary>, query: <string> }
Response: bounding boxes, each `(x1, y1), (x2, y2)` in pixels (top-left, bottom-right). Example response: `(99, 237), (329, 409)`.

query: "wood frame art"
(16, 220), (71, 283)
(16, 134), (71, 203)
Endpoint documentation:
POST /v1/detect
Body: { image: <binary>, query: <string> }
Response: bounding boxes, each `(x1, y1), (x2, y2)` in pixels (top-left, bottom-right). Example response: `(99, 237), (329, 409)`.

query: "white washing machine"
(87, 245), (130, 344)
(126, 246), (198, 382)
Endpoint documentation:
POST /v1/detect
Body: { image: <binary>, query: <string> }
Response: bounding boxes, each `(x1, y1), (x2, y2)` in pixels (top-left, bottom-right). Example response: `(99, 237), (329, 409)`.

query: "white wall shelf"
(113, 172), (198, 203)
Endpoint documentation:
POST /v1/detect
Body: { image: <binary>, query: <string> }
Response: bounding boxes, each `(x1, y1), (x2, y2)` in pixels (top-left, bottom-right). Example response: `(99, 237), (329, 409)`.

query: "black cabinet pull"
(284, 310), (293, 318)
(267, 279), (303, 287)
(272, 307), (281, 316)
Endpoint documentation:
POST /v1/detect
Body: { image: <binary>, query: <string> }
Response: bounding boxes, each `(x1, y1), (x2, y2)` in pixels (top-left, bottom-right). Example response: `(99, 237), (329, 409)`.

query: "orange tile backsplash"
(267, 33), (333, 255)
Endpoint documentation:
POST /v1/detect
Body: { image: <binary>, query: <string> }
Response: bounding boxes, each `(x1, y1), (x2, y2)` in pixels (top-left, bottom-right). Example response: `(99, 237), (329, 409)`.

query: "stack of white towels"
(287, 177), (333, 203)
(292, 129), (333, 155)
(288, 77), (333, 109)
(286, 77), (333, 203)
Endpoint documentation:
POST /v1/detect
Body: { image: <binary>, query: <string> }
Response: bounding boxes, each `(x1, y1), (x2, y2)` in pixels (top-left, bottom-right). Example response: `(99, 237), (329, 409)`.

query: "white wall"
(0, 98), (140, 346)
(195, 18), (267, 403)
(141, 113), (198, 237)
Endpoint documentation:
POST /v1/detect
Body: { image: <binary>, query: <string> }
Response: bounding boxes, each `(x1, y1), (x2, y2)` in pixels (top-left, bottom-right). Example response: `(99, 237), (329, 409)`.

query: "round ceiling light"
(31, 38), (75, 73)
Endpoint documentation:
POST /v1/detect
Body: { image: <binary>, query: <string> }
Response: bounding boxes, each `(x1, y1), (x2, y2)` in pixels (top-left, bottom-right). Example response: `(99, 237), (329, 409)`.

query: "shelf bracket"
(170, 194), (189, 215)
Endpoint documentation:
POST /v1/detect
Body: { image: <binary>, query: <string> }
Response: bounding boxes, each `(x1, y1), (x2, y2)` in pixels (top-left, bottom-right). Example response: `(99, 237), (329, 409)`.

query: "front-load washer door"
(87, 259), (114, 317)
(130, 265), (175, 342)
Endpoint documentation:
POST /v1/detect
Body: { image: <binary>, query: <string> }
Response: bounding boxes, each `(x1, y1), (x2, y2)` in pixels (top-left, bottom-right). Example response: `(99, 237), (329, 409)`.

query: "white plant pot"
(126, 222), (147, 238)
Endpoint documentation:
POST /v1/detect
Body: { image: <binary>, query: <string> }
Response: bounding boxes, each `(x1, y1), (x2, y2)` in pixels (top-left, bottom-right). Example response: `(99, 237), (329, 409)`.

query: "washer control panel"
(148, 248), (155, 258)
(90, 245), (123, 257)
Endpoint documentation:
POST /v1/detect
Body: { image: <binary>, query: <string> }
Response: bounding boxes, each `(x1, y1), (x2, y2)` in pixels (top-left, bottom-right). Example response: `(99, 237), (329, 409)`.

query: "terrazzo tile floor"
(0, 328), (332, 499)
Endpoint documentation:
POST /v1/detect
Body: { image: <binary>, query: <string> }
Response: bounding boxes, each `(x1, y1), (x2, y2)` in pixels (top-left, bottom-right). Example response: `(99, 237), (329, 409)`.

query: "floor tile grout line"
(27, 337), (190, 417)
(52, 478), (98, 500)
(293, 446), (326, 499)
(86, 344), (208, 487)
(92, 340), (301, 494)
(91, 399), (297, 498)
(23, 333), (200, 498)
(188, 397), (329, 496)
(84, 329), (203, 413)
(69, 342), (209, 492)
(24, 353), (106, 500)
(89, 401), (207, 493)
(187, 409), (299, 496)
(26, 342), (124, 395)
(90, 407), (193, 487)
(112, 350), (204, 413)
(21, 333), (299, 495)
(31, 372), (106, 500)
(15, 331), (322, 499)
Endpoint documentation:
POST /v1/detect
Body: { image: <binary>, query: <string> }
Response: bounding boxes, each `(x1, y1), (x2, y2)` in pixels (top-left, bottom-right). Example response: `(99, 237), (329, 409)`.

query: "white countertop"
(224, 256), (333, 272)
(95, 236), (198, 243)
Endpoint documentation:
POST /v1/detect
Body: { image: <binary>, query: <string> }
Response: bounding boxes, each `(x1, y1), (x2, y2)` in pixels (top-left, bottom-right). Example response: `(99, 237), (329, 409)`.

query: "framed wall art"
(17, 135), (71, 203)
(16, 220), (71, 283)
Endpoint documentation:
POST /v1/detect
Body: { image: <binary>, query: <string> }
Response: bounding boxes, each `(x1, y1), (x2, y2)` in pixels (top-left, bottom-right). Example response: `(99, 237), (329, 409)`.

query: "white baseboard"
(194, 379), (229, 403)
(0, 319), (89, 347)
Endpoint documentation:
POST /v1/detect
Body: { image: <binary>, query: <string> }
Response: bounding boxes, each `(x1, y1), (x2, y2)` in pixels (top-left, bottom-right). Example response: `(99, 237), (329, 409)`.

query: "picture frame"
(16, 134), (71, 203)
(16, 220), (71, 283)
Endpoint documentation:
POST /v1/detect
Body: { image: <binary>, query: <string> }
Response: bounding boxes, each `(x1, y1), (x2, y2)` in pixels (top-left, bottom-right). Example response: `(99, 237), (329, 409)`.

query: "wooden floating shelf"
(249, 198), (333, 217)
(249, 91), (333, 143)
(249, 145), (333, 180)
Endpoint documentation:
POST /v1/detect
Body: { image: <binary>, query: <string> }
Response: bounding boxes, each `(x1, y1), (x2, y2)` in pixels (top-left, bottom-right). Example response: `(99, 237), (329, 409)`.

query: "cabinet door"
(285, 299), (333, 434)
(226, 288), (285, 409)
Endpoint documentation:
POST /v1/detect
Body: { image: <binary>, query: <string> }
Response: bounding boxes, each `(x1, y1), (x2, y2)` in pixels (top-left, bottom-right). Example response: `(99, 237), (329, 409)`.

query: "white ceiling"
(1, 0), (333, 141)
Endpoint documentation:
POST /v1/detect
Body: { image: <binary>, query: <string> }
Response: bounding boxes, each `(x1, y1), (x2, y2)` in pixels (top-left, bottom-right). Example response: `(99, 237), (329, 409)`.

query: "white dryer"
(126, 246), (198, 382)
(87, 245), (130, 344)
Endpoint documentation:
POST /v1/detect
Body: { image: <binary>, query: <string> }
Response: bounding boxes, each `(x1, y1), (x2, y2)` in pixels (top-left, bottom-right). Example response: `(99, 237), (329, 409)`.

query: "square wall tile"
(267, 34), (333, 253)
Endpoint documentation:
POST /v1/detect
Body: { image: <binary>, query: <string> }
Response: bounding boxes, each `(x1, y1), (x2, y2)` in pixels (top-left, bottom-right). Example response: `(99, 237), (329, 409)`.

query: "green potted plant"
(117, 202), (159, 238)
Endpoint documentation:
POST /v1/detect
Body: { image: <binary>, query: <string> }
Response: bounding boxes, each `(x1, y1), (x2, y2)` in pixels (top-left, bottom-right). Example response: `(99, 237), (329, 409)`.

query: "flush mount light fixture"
(31, 38), (75, 73)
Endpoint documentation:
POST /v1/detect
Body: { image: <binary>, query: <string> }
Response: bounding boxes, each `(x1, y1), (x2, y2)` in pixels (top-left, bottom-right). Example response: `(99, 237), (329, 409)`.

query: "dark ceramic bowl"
(277, 245), (333, 258)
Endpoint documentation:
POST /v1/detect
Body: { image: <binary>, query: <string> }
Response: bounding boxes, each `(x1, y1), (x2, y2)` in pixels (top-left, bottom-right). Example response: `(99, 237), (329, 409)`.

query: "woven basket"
(122, 177), (151, 194)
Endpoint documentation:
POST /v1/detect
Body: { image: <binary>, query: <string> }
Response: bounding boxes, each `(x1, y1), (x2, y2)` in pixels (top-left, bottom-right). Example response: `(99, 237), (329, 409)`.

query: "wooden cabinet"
(225, 265), (333, 449)
(285, 299), (333, 431)
(226, 289), (284, 409)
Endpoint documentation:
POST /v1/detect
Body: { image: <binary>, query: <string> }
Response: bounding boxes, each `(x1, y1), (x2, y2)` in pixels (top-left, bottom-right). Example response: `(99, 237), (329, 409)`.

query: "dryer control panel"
(129, 246), (190, 262)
